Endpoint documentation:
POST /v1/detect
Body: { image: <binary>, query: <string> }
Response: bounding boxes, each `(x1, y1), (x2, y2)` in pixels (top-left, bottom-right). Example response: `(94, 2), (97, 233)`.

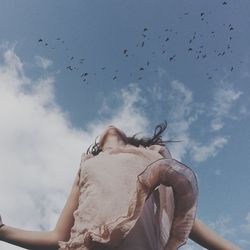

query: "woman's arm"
(189, 218), (240, 250)
(0, 169), (81, 250)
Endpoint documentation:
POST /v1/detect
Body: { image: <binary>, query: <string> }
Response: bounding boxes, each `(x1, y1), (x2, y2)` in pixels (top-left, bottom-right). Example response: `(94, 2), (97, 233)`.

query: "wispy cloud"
(210, 82), (242, 131)
(190, 137), (228, 162)
(241, 211), (250, 234)
(163, 80), (201, 160)
(35, 55), (53, 69)
(208, 215), (236, 238)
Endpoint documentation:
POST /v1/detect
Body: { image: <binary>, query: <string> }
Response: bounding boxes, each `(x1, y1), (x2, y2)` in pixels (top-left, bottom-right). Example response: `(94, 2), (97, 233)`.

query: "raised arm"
(146, 145), (198, 249)
(0, 169), (81, 250)
(190, 218), (240, 250)
(149, 145), (240, 250)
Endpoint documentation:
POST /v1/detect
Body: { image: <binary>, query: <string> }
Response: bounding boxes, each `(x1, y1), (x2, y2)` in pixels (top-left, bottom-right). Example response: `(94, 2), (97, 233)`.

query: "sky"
(0, 0), (249, 249)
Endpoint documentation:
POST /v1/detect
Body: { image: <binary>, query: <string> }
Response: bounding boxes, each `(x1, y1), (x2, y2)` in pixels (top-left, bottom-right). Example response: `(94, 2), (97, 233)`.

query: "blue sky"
(0, 1), (249, 249)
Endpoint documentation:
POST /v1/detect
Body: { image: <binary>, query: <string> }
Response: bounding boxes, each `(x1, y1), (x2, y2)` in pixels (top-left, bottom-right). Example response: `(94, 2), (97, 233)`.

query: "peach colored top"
(58, 145), (198, 250)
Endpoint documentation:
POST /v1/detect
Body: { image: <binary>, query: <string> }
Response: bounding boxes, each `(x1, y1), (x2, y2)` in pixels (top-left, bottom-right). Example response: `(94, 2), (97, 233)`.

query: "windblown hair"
(87, 121), (172, 156)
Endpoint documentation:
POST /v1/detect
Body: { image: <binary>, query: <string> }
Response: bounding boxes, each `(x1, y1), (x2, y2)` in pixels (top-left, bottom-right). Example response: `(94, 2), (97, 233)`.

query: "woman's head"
(87, 121), (169, 156)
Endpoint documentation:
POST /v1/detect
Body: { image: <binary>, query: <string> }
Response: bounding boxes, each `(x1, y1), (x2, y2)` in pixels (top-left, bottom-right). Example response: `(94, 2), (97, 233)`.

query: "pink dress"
(58, 145), (198, 250)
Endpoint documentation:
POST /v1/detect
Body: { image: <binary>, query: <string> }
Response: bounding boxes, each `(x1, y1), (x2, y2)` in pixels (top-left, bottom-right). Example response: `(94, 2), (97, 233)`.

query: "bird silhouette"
(66, 66), (73, 70)
(169, 55), (176, 61)
(36, 3), (237, 86)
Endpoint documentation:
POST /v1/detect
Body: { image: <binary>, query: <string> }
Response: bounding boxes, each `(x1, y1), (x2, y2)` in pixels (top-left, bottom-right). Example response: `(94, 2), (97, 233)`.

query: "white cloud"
(208, 215), (236, 238)
(0, 47), (149, 250)
(0, 48), (85, 235)
(85, 83), (149, 141)
(241, 212), (250, 234)
(190, 137), (228, 163)
(210, 82), (243, 131)
(181, 241), (206, 250)
(164, 80), (197, 160)
(35, 55), (53, 69)
(149, 79), (229, 163)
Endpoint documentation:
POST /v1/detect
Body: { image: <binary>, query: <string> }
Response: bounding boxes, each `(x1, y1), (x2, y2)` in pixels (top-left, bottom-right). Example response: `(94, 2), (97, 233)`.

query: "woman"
(0, 122), (240, 249)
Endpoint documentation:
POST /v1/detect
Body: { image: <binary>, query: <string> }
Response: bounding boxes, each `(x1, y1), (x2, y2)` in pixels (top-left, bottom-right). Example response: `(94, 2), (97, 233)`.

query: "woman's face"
(99, 126), (127, 147)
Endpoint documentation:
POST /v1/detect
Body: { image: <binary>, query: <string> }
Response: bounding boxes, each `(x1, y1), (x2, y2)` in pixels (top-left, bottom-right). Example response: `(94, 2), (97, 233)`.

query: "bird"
(113, 76), (117, 80)
(222, 1), (227, 5)
(139, 67), (144, 71)
(143, 28), (148, 32)
(230, 66), (234, 71)
(66, 66), (73, 70)
(188, 48), (193, 51)
(169, 55), (176, 61)
(38, 38), (43, 42)
(81, 73), (88, 77)
(141, 41), (145, 47)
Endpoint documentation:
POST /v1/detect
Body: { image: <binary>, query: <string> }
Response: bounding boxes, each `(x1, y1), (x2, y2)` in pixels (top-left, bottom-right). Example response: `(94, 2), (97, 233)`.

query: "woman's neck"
(102, 135), (126, 151)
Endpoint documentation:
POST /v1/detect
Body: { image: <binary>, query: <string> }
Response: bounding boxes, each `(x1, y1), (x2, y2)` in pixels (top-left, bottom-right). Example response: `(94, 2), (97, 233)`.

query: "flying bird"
(81, 73), (88, 77)
(66, 66), (73, 70)
(169, 55), (176, 61)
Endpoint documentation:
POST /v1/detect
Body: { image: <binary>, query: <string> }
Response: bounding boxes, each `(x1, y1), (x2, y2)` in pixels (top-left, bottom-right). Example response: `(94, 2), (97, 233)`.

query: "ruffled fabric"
(58, 144), (198, 250)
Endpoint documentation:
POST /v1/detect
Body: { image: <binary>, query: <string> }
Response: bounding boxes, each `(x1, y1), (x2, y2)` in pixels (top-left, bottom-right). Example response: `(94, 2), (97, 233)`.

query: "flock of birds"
(37, 1), (237, 84)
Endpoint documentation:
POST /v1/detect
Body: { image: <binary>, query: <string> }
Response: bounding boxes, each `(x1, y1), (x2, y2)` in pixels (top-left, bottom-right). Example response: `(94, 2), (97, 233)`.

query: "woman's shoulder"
(147, 144), (172, 158)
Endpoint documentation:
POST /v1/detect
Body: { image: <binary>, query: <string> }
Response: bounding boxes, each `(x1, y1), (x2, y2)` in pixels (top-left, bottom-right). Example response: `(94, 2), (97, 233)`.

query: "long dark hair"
(86, 121), (171, 156)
